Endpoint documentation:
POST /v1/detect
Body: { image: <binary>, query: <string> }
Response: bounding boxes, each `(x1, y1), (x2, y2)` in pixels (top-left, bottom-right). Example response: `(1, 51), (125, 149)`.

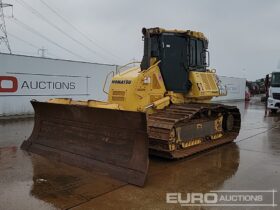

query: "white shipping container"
(212, 76), (246, 101)
(0, 53), (116, 116)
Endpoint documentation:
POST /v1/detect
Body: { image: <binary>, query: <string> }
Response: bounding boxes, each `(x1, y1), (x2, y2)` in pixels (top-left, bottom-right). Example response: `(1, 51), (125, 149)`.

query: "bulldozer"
(21, 27), (241, 187)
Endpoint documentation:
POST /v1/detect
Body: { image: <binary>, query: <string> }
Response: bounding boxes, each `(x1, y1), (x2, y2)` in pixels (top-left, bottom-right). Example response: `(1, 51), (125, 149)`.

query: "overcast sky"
(1, 0), (280, 80)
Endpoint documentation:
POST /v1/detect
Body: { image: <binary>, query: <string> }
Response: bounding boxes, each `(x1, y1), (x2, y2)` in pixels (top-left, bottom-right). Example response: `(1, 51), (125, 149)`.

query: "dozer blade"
(21, 101), (149, 186)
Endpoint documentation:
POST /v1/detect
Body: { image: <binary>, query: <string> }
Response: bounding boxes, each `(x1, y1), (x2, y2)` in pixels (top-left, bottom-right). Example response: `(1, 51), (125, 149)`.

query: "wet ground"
(0, 97), (279, 210)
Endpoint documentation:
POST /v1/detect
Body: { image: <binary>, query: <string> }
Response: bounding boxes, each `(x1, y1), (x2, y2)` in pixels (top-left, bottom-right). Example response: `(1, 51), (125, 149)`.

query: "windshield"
(271, 73), (280, 87)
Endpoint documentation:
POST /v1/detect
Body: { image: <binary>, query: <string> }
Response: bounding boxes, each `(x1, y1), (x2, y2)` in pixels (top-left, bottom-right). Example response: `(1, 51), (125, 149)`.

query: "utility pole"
(38, 47), (47, 57)
(0, 0), (12, 54)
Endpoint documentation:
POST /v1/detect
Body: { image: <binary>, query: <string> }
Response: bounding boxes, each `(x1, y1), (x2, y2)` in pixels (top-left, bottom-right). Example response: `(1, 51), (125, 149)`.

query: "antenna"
(0, 0), (12, 53)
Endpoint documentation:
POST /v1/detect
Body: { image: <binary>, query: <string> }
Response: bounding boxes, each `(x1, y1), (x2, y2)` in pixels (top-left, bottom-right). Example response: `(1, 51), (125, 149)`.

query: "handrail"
(117, 61), (141, 74)
(103, 71), (115, 95)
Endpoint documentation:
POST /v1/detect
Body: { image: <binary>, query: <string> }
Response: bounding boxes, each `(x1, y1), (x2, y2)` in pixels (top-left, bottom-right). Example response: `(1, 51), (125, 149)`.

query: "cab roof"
(142, 27), (208, 41)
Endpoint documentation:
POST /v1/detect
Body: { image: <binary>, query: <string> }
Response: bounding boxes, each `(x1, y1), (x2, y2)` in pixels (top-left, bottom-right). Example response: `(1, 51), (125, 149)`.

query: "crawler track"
(147, 103), (241, 159)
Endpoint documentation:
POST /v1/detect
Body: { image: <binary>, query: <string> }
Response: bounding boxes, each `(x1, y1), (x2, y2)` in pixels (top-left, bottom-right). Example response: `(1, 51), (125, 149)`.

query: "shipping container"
(0, 53), (117, 116)
(212, 76), (246, 101)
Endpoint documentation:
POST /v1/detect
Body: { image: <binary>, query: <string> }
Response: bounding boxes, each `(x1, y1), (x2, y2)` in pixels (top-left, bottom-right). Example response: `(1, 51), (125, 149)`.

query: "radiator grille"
(273, 93), (280, 100)
(112, 91), (125, 96)
(112, 96), (125, 101)
(111, 90), (125, 101)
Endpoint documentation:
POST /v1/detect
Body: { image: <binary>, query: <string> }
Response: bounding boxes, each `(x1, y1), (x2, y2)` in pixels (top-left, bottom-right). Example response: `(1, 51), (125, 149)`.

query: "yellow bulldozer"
(21, 27), (241, 186)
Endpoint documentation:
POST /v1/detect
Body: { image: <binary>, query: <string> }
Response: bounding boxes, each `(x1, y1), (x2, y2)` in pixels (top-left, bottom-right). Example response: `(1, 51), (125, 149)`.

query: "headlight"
(268, 99), (273, 104)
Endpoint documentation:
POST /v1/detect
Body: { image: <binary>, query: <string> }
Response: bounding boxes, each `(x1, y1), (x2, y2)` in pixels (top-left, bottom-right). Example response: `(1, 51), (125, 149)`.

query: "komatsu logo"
(112, 80), (132, 84)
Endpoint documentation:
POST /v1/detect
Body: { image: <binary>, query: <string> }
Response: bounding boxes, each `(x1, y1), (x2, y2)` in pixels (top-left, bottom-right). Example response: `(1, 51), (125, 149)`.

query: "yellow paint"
(88, 101), (123, 110)
(185, 71), (220, 100)
(108, 61), (167, 112)
(107, 62), (222, 112)
(151, 96), (170, 110)
(48, 98), (123, 110)
(48, 98), (72, 104)
(145, 27), (208, 41)
(214, 116), (223, 132)
(181, 139), (202, 148)
(169, 144), (176, 151)
(210, 133), (223, 140)
(169, 128), (176, 141)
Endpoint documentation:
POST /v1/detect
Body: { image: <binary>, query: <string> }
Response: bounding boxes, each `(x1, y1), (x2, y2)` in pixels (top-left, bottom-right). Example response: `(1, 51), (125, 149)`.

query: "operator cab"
(141, 27), (209, 93)
(267, 72), (280, 112)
